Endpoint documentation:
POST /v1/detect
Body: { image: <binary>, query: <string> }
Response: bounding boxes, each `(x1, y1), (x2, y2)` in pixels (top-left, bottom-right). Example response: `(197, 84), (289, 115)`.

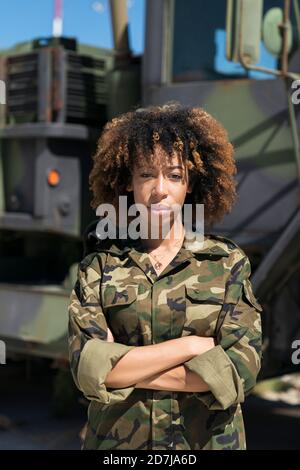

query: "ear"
(185, 167), (194, 194)
(126, 181), (133, 192)
(186, 179), (194, 193)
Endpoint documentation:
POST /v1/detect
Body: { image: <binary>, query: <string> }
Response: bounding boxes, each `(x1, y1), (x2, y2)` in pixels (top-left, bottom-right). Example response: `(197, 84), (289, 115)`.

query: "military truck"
(140, 0), (300, 380)
(0, 30), (140, 364)
(0, 0), (300, 385)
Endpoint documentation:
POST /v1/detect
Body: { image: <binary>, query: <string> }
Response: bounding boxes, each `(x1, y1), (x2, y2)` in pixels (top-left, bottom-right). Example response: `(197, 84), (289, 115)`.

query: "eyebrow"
(137, 165), (185, 171)
(167, 166), (184, 169)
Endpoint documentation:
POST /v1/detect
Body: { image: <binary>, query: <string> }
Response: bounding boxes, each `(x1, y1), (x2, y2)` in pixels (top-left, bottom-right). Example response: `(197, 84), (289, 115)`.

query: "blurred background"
(0, 0), (299, 450)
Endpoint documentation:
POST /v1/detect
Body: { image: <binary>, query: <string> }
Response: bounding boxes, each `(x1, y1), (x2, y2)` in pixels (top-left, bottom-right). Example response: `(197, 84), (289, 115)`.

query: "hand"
(107, 327), (115, 343)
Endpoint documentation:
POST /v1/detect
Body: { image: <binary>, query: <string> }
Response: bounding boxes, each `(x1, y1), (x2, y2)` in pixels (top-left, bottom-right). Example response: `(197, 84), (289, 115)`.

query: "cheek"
(173, 184), (188, 204)
(132, 183), (148, 204)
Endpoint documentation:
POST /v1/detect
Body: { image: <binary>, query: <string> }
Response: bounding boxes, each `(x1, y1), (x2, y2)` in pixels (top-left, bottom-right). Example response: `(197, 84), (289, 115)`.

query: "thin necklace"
(147, 231), (185, 271)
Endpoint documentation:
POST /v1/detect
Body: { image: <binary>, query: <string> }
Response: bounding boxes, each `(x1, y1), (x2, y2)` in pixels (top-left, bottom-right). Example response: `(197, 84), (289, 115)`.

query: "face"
(126, 145), (192, 234)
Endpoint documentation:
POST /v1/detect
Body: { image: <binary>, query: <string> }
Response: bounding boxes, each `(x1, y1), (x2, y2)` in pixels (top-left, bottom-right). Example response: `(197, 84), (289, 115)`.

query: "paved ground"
(0, 359), (299, 450)
(0, 359), (86, 450)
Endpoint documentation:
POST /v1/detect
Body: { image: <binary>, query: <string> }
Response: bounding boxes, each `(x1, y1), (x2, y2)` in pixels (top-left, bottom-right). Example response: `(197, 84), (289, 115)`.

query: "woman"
(68, 103), (263, 450)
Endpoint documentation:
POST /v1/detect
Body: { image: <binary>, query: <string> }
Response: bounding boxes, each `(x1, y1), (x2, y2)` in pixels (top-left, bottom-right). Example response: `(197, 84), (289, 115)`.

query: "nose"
(151, 172), (168, 198)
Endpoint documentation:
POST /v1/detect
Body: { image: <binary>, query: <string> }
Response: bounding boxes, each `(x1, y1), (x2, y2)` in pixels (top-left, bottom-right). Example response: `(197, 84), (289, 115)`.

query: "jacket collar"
(84, 221), (230, 283)
(86, 223), (229, 258)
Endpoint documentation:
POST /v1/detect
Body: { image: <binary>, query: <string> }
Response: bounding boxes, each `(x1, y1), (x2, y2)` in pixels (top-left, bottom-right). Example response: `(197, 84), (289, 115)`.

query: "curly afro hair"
(89, 102), (237, 228)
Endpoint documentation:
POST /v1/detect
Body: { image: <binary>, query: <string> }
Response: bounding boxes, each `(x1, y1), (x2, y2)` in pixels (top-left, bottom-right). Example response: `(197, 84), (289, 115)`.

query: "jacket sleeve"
(67, 253), (136, 405)
(183, 251), (263, 410)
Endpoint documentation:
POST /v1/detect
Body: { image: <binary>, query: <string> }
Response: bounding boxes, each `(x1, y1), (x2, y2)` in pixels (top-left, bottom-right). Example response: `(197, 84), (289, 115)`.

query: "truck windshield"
(171, 0), (299, 82)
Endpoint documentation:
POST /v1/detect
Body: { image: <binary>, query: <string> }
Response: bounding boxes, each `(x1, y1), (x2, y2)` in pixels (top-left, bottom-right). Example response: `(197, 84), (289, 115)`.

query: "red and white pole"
(52, 0), (63, 37)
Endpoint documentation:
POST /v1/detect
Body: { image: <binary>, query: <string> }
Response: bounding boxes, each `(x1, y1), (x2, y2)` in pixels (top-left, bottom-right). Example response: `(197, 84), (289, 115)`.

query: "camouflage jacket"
(68, 227), (263, 450)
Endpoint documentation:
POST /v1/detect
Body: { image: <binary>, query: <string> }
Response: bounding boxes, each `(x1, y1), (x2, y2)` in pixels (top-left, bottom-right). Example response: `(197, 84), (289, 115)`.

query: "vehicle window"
(171, 0), (299, 82)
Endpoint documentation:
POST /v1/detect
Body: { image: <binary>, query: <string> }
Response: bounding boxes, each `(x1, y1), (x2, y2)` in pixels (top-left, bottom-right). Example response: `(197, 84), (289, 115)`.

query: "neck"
(141, 223), (185, 251)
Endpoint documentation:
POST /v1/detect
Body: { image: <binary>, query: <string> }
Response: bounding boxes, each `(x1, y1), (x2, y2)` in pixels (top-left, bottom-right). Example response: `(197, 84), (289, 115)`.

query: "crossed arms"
(104, 327), (215, 393)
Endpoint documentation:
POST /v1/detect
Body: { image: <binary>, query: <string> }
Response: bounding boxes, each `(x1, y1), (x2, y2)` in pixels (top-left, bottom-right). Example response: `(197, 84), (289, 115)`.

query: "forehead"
(134, 146), (185, 171)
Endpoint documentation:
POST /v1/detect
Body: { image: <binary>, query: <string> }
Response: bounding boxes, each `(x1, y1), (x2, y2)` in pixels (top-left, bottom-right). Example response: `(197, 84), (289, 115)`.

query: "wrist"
(190, 336), (216, 357)
(180, 336), (200, 358)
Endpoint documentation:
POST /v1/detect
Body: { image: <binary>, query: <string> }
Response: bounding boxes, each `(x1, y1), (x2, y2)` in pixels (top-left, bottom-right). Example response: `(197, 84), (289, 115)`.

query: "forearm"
(105, 336), (196, 388)
(135, 364), (210, 393)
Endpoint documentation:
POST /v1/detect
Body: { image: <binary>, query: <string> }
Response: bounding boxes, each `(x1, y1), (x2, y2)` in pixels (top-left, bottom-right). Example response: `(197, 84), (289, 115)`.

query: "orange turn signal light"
(47, 169), (60, 187)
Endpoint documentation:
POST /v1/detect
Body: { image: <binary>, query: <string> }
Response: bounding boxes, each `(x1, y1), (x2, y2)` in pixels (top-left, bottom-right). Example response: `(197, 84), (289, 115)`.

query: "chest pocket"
(184, 286), (225, 337)
(102, 284), (137, 308)
(101, 284), (139, 344)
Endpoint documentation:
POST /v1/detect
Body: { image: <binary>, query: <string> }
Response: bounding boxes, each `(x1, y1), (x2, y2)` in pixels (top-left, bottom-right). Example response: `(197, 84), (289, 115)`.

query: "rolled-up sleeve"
(184, 252), (263, 410)
(68, 253), (136, 405)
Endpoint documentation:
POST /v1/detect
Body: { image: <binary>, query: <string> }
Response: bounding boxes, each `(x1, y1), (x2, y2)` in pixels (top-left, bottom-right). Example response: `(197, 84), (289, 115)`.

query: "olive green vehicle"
(0, 0), (300, 382)
(0, 32), (140, 362)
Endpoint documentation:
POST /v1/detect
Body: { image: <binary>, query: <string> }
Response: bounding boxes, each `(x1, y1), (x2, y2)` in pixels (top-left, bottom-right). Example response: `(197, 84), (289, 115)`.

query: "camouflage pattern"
(68, 228), (263, 450)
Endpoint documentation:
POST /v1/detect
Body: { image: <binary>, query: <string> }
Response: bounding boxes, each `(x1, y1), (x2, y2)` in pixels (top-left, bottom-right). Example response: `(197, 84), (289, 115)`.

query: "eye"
(141, 173), (153, 178)
(169, 174), (182, 180)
